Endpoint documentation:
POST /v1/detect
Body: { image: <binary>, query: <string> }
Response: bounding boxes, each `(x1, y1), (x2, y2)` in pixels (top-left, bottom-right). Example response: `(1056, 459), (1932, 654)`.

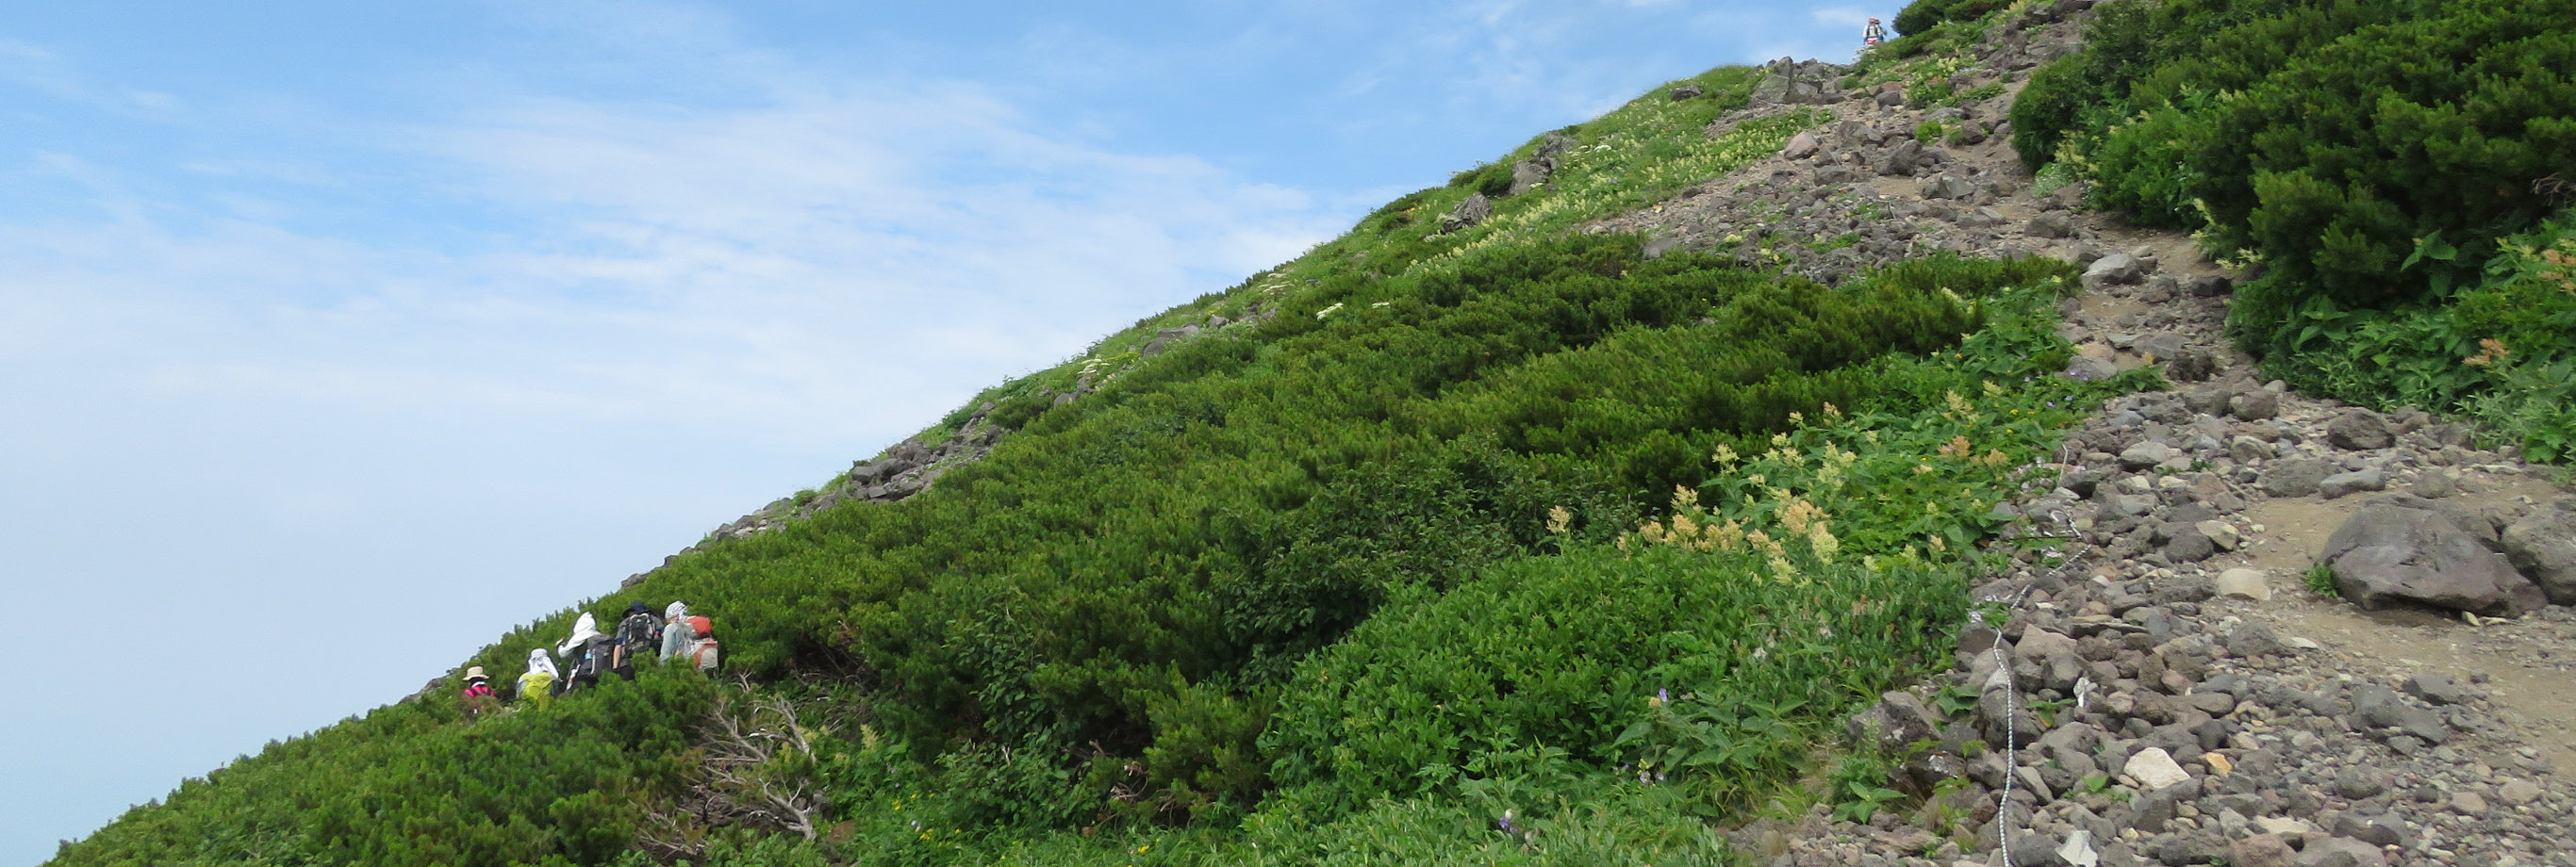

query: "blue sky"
(1, 2), (1893, 860)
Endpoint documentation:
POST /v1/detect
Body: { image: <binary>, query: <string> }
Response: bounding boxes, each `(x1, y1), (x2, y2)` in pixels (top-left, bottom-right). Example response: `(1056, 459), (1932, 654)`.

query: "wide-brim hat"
(466, 665), (487, 679)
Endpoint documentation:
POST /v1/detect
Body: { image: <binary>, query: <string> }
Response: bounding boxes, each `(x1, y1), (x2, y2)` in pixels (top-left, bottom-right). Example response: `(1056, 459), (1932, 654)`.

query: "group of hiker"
(458, 600), (718, 715)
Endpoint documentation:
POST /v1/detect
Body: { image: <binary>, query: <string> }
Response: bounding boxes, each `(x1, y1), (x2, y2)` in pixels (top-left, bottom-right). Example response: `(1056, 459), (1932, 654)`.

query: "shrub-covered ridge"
(54, 36), (2172, 867)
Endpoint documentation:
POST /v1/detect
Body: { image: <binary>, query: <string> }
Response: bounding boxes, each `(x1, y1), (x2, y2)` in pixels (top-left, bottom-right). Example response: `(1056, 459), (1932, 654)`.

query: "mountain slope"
(54, 1), (2576, 865)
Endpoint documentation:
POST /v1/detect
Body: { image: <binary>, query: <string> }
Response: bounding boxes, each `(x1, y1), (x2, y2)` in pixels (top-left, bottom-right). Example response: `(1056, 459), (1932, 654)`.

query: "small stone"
(2203, 752), (2234, 777)
(2120, 441), (2177, 471)
(2334, 765), (2389, 800)
(2124, 747), (2191, 790)
(2318, 469), (2387, 499)
(2327, 411), (2395, 450)
(2295, 836), (2387, 867)
(2163, 527), (2217, 563)
(2402, 673), (2471, 706)
(1782, 130), (1821, 159)
(2231, 833), (2295, 867)
(2214, 568), (2272, 601)
(2082, 253), (2148, 289)
(2451, 791), (2489, 816)
(2253, 817), (2314, 836)
(2261, 459), (2329, 498)
(2230, 389), (2279, 421)
(2498, 778), (2544, 806)
(2057, 829), (2100, 867)
(2196, 519), (2240, 551)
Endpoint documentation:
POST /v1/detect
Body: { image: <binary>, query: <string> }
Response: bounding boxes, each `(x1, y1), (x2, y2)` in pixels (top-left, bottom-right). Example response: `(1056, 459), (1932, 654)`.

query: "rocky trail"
(1603, 5), (2576, 866)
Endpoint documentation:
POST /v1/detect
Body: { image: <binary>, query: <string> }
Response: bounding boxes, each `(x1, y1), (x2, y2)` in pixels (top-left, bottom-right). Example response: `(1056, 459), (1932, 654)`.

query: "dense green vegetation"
(2009, 0), (2576, 460)
(56, 44), (2165, 867)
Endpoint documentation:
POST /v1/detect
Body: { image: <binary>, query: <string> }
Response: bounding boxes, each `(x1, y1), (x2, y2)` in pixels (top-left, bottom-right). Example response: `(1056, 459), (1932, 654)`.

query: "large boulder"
(1507, 157), (1553, 197)
(1440, 193), (1493, 233)
(2326, 411), (2394, 450)
(2081, 253), (2148, 289)
(1847, 691), (1942, 756)
(1874, 139), (1927, 176)
(2322, 498), (2544, 615)
(1749, 57), (1843, 106)
(2502, 502), (2576, 604)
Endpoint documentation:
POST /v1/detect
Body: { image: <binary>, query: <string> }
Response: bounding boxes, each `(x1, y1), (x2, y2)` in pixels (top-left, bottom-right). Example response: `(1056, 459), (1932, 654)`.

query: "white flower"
(1315, 303), (1345, 319)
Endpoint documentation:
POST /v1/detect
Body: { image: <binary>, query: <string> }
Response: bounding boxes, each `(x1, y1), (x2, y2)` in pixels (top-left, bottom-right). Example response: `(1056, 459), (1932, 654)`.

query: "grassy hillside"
(66, 0), (2574, 860)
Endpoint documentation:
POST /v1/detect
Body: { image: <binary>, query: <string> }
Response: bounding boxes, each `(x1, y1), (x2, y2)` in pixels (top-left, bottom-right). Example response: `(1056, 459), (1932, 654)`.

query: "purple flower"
(1657, 688), (1670, 704)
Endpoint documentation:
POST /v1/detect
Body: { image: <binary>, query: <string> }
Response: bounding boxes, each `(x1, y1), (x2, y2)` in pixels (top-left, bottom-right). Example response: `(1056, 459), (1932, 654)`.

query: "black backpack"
(616, 612), (662, 654)
(574, 633), (613, 679)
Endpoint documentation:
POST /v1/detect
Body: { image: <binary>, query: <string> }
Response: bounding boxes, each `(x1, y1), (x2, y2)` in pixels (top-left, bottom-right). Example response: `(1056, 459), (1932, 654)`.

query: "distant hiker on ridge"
(660, 601), (695, 662)
(557, 612), (609, 692)
(519, 648), (559, 710)
(611, 600), (661, 680)
(460, 666), (497, 719)
(1864, 18), (1886, 44)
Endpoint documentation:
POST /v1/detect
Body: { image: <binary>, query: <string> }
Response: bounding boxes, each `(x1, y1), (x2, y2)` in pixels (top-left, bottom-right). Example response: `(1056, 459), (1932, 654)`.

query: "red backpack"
(685, 615), (718, 672)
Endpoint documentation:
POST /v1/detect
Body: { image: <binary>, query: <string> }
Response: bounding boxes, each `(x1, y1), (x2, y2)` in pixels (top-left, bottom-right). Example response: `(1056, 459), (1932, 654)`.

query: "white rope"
(1973, 579), (2041, 866)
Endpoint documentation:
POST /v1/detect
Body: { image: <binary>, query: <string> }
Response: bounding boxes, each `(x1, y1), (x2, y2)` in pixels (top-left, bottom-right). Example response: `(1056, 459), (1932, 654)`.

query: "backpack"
(690, 637), (720, 672)
(685, 614), (713, 640)
(575, 634), (613, 679)
(617, 612), (662, 652)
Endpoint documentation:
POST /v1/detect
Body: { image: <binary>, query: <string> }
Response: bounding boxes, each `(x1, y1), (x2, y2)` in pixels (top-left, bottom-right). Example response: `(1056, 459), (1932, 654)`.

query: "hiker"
(657, 600), (719, 672)
(460, 666), (497, 718)
(519, 648), (559, 710)
(660, 601), (695, 662)
(1864, 17), (1886, 44)
(611, 600), (662, 680)
(557, 612), (611, 692)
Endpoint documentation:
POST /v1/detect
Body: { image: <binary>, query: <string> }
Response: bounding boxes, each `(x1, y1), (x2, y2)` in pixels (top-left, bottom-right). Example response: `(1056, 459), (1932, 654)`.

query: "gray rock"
(2261, 459), (2328, 498)
(2222, 619), (2286, 657)
(1440, 193), (1492, 232)
(2401, 673), (2471, 706)
(2501, 502), (2576, 604)
(2293, 837), (2386, 867)
(2229, 436), (2275, 463)
(2187, 275), (2234, 297)
(1849, 691), (1943, 755)
(1532, 130), (1577, 158)
(1874, 139), (1926, 176)
(1507, 157), (1553, 196)
(2329, 813), (2409, 848)
(2333, 765), (2389, 800)
(2230, 389), (2280, 421)
(1922, 174), (1977, 200)
(2120, 441), (2177, 471)
(2029, 213), (2075, 238)
(2065, 355), (2120, 382)
(2162, 527), (2217, 563)
(2318, 469), (2387, 499)
(1780, 130), (1820, 160)
(2326, 411), (2394, 450)
(2497, 778), (2543, 806)
(2350, 682), (2451, 744)
(2138, 333), (2187, 364)
(2081, 254), (2147, 289)
(1668, 84), (1704, 101)
(2323, 499), (2546, 615)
